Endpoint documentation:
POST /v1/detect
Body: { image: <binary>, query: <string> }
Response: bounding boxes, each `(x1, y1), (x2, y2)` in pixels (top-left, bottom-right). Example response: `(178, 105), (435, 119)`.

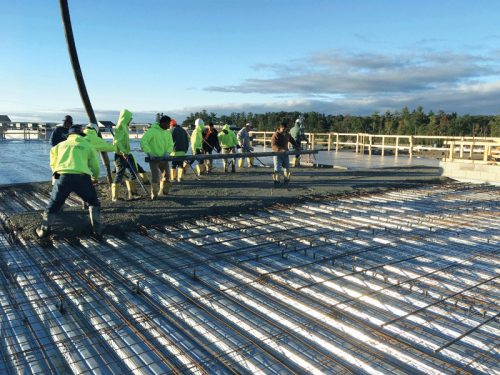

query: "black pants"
(114, 154), (137, 183)
(47, 174), (99, 214)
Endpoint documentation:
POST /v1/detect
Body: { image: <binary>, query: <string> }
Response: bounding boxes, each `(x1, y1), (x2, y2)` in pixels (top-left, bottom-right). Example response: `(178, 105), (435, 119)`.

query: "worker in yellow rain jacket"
(140, 115), (174, 200)
(218, 124), (238, 173)
(36, 125), (101, 238)
(84, 123), (116, 152)
(190, 118), (206, 176)
(112, 109), (140, 201)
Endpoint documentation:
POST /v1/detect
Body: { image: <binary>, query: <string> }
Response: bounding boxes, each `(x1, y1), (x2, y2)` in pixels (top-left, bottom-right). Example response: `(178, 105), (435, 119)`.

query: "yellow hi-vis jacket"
(50, 134), (100, 180)
(140, 123), (174, 157)
(190, 122), (205, 152)
(83, 127), (116, 152)
(218, 124), (238, 148)
(113, 109), (132, 155)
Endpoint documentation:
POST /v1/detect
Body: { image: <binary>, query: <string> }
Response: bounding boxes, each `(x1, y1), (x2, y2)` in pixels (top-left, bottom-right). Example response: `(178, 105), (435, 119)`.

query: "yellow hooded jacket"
(113, 109), (132, 155)
(50, 134), (100, 180)
(218, 124), (238, 148)
(83, 127), (116, 152)
(140, 123), (174, 157)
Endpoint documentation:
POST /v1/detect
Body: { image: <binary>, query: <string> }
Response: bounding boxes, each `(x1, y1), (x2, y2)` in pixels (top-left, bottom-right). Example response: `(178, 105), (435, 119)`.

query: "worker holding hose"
(140, 115), (174, 200)
(111, 109), (140, 201)
(36, 125), (102, 238)
(237, 122), (254, 168)
(218, 124), (238, 173)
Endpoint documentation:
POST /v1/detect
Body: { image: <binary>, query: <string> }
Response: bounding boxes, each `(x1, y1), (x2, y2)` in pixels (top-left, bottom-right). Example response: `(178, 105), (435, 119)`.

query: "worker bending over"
(140, 115), (173, 199)
(112, 109), (140, 201)
(271, 122), (299, 185)
(84, 123), (116, 153)
(190, 118), (206, 176)
(170, 119), (189, 182)
(218, 124), (238, 173)
(202, 121), (221, 173)
(37, 125), (102, 238)
(237, 122), (254, 168)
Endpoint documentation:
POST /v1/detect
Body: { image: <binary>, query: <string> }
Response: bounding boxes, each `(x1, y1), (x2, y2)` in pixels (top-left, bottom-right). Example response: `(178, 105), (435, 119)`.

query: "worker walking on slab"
(112, 109), (140, 201)
(49, 115), (73, 146)
(218, 124), (238, 173)
(237, 122), (254, 168)
(289, 118), (308, 167)
(202, 121), (221, 173)
(140, 115), (174, 200)
(37, 125), (102, 238)
(271, 122), (299, 185)
(190, 118), (206, 176)
(170, 118), (189, 182)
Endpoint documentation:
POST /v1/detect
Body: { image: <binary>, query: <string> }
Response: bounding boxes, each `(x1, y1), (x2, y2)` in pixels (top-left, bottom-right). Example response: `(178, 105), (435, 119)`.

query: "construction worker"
(202, 121), (221, 173)
(170, 118), (189, 182)
(271, 122), (299, 185)
(218, 124), (238, 173)
(36, 125), (101, 238)
(140, 115), (173, 200)
(84, 123), (116, 152)
(237, 122), (254, 168)
(290, 118), (308, 167)
(50, 115), (73, 146)
(190, 118), (206, 176)
(112, 109), (140, 201)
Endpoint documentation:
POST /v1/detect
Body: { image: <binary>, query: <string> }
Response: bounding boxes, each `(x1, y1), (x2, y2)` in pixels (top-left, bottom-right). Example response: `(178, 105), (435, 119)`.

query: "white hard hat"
(195, 118), (205, 126)
(295, 118), (301, 124)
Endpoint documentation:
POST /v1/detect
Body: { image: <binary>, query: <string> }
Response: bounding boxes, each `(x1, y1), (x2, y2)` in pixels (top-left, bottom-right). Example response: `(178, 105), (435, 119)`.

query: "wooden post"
(368, 135), (372, 156)
(336, 133), (339, 152)
(263, 132), (267, 148)
(449, 141), (455, 161)
(395, 136), (399, 157)
(483, 145), (489, 162)
(409, 136), (413, 158)
(356, 133), (359, 153)
(328, 133), (332, 151)
(381, 136), (385, 156)
(469, 141), (474, 159)
(311, 133), (316, 149)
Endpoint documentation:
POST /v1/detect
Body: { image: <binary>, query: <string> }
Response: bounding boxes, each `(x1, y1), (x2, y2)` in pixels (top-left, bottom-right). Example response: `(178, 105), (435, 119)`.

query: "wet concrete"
(3, 165), (446, 240)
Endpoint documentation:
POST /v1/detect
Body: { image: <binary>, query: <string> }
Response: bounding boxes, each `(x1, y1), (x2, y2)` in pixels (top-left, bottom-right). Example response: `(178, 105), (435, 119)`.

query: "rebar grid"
(0, 183), (498, 374)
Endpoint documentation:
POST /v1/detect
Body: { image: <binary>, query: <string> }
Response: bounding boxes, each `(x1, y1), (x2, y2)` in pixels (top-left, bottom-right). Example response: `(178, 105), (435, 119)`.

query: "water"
(0, 140), (439, 185)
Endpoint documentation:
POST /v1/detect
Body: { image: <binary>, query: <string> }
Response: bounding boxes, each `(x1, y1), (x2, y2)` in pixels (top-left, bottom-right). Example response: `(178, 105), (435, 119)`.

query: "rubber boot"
(195, 163), (205, 177)
(170, 169), (177, 182)
(111, 183), (119, 202)
(291, 157), (297, 168)
(159, 180), (172, 196)
(272, 172), (280, 186)
(249, 157), (254, 167)
(139, 172), (149, 184)
(231, 162), (236, 173)
(223, 161), (228, 174)
(182, 162), (189, 173)
(283, 169), (290, 185)
(125, 180), (140, 200)
(89, 206), (102, 236)
(151, 183), (159, 200)
(36, 212), (53, 238)
(238, 158), (244, 168)
(177, 168), (184, 182)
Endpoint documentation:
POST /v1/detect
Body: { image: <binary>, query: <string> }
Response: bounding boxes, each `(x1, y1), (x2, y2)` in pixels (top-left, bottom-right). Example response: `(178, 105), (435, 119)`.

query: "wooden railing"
(249, 131), (500, 162)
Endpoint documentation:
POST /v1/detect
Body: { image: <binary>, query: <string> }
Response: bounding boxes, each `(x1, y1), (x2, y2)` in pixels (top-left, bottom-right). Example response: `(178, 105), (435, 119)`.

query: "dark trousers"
(47, 174), (100, 214)
(114, 154), (137, 183)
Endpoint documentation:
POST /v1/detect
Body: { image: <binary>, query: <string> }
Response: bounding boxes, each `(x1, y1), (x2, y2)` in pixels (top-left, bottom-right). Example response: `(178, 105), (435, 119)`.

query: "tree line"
(182, 106), (500, 137)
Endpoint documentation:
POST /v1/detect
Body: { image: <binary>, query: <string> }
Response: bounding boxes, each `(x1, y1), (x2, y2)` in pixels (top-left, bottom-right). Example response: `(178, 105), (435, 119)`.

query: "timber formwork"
(0, 183), (498, 374)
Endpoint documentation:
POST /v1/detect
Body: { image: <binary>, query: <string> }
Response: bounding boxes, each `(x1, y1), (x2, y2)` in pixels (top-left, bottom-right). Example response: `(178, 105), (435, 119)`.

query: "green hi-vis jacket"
(83, 128), (116, 152)
(190, 122), (205, 152)
(50, 134), (100, 179)
(218, 124), (238, 148)
(140, 123), (174, 157)
(113, 109), (132, 155)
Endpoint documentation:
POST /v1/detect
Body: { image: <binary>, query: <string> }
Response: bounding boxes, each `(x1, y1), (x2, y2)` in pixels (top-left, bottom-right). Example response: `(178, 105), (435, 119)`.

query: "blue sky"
(2, 0), (500, 123)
